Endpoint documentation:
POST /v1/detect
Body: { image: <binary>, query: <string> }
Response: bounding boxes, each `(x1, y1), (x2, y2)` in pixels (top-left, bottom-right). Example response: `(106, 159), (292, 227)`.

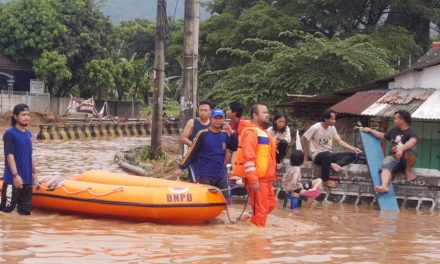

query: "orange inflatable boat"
(0, 170), (226, 224)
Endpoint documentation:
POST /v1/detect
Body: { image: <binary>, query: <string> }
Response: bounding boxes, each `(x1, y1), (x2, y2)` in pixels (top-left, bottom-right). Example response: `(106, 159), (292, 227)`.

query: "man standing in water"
(180, 100), (212, 182)
(1, 104), (37, 215)
(363, 110), (417, 192)
(301, 109), (362, 188)
(174, 109), (237, 193)
(233, 104), (277, 227)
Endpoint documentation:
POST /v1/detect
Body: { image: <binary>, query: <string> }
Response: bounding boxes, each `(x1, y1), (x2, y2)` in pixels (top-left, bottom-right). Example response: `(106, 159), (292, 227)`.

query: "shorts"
(382, 156), (406, 173)
(382, 147), (417, 173)
(0, 184), (33, 215)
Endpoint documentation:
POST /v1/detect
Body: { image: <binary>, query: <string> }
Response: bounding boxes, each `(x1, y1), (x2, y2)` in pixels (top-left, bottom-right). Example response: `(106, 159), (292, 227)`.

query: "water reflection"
(0, 136), (439, 263)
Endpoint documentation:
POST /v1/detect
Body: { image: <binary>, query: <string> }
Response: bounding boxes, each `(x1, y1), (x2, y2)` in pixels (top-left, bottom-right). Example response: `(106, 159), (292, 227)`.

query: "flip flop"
(303, 189), (321, 198)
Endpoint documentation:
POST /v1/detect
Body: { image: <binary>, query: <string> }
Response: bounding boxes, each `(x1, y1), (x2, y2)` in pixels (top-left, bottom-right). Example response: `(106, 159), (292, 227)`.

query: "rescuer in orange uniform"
(233, 104), (277, 227)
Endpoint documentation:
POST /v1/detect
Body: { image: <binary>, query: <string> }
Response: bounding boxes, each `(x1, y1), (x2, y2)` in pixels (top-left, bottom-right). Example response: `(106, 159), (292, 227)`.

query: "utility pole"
(180, 0), (200, 142)
(151, 0), (167, 158)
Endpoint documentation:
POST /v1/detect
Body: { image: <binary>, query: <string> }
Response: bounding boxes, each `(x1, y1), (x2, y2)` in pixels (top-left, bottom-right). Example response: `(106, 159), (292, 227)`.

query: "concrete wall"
(49, 97), (71, 115)
(0, 92), (51, 114)
(389, 64), (440, 89)
(296, 162), (440, 210)
(0, 93), (142, 117)
(95, 100), (141, 118)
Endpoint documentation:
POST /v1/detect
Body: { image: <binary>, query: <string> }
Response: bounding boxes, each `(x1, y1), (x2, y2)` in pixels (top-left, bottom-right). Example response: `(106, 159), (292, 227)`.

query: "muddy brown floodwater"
(0, 136), (440, 263)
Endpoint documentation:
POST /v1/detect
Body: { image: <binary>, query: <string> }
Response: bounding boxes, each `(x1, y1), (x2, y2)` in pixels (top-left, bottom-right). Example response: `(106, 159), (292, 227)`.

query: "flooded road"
(1, 136), (440, 263)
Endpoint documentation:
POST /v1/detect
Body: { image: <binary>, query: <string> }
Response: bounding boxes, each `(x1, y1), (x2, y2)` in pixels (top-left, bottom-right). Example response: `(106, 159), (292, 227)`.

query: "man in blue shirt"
(174, 108), (238, 193)
(1, 104), (37, 215)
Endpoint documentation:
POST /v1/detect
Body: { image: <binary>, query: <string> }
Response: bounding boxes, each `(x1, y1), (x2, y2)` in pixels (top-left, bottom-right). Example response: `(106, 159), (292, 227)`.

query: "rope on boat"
(35, 183), (124, 197)
(208, 186), (249, 224)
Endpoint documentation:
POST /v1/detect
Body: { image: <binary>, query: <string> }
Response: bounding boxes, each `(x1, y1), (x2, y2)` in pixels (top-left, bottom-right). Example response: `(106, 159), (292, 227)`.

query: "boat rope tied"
(35, 183), (124, 197)
(208, 185), (244, 193)
(224, 194), (249, 224)
(207, 186), (249, 224)
(86, 186), (124, 196)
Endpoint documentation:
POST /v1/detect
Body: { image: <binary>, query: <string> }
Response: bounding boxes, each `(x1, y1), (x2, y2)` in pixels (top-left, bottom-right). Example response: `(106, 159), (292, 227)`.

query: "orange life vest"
(233, 127), (274, 178)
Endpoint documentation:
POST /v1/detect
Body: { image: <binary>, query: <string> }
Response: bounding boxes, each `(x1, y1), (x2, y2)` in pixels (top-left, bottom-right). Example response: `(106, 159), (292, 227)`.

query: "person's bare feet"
(406, 168), (416, 182)
(374, 185), (389, 193)
(329, 175), (341, 181)
(323, 180), (338, 188)
(331, 163), (343, 172)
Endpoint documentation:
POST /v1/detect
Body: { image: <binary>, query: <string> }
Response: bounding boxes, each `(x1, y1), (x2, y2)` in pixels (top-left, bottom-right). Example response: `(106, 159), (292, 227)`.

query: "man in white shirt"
(301, 109), (362, 188)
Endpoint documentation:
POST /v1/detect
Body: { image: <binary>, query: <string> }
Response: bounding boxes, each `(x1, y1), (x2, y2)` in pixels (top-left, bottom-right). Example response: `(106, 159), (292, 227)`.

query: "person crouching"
(282, 150), (322, 208)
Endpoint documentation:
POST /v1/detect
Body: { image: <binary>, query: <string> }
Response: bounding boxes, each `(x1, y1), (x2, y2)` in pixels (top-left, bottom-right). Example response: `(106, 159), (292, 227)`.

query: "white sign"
(30, 79), (45, 94)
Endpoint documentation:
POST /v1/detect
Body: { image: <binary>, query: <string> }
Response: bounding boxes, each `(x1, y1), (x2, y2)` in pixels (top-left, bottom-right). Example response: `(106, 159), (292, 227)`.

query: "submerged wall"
(293, 162), (440, 210)
(37, 121), (180, 140)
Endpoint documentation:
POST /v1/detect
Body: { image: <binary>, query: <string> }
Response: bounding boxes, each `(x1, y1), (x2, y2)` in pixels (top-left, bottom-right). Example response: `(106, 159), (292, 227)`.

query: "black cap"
(13, 104), (30, 116)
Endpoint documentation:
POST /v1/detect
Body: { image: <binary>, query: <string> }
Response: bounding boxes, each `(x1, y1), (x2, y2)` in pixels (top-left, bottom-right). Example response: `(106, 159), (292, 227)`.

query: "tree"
(131, 57), (151, 103)
(33, 51), (72, 96)
(0, 0), (114, 96)
(204, 32), (394, 109)
(84, 58), (116, 99)
(53, 0), (114, 95)
(113, 19), (156, 61)
(114, 58), (135, 100)
(205, 0), (275, 17)
(370, 25), (422, 70)
(200, 1), (299, 70)
(0, 0), (67, 63)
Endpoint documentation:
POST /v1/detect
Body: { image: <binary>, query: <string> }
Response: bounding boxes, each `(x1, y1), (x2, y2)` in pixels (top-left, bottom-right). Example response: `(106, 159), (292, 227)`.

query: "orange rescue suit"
(233, 122), (277, 227)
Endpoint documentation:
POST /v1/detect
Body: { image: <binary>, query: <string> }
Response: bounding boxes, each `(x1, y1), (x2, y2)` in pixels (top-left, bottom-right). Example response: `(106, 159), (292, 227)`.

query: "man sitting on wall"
(301, 109), (362, 188)
(362, 110), (417, 193)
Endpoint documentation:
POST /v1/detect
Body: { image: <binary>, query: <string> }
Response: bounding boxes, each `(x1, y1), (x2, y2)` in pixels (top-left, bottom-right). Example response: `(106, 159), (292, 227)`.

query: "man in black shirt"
(363, 110), (417, 193)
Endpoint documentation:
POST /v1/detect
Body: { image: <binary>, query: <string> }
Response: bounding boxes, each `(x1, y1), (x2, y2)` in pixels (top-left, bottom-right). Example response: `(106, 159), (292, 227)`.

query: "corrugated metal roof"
(331, 91), (386, 115)
(361, 100), (425, 117)
(361, 88), (434, 118)
(412, 90), (440, 120)
(376, 88), (434, 104)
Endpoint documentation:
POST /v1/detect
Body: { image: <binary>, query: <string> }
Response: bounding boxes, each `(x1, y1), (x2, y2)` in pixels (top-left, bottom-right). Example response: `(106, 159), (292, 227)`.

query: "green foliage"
(113, 19), (155, 61)
(53, 0), (114, 95)
(201, 1), (299, 69)
(140, 145), (168, 161)
(0, 0), (114, 96)
(206, 32), (394, 109)
(84, 56), (150, 101)
(114, 58), (135, 100)
(84, 58), (116, 98)
(370, 26), (422, 69)
(33, 51), (72, 95)
(131, 57), (151, 102)
(0, 0), (67, 63)
(0, 0), (436, 110)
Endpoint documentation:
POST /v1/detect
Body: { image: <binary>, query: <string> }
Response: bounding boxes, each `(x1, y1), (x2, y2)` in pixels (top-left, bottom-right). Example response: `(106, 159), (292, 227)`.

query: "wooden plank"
(360, 131), (399, 211)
